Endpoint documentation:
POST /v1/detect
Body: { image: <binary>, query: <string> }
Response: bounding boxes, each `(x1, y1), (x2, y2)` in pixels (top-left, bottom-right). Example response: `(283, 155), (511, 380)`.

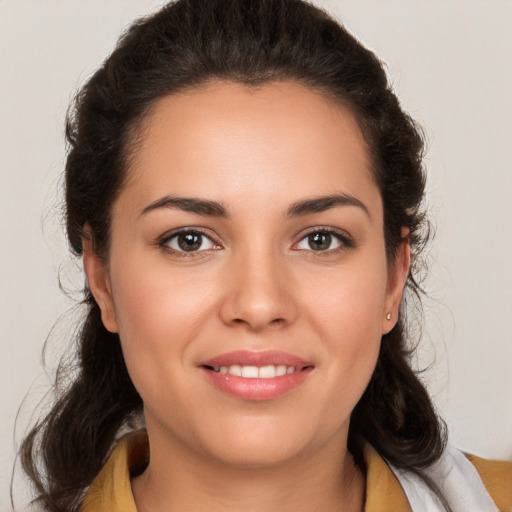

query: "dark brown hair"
(21, 0), (446, 510)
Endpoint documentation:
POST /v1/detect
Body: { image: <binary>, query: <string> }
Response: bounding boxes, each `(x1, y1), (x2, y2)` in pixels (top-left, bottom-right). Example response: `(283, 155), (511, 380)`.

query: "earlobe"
(82, 227), (118, 333)
(382, 228), (411, 335)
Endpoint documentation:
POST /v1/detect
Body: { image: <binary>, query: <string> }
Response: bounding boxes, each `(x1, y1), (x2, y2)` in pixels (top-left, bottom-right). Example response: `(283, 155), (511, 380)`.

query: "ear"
(82, 225), (118, 333)
(382, 227), (411, 335)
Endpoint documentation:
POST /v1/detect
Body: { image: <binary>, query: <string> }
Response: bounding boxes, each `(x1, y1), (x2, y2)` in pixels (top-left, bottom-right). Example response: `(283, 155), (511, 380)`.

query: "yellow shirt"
(80, 431), (512, 512)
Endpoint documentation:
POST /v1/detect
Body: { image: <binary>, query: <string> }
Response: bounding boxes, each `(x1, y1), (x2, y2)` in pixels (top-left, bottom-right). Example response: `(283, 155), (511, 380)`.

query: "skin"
(84, 81), (410, 512)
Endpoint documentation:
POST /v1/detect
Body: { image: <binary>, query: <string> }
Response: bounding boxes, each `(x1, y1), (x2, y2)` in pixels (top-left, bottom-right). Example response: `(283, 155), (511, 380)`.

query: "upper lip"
(200, 350), (313, 369)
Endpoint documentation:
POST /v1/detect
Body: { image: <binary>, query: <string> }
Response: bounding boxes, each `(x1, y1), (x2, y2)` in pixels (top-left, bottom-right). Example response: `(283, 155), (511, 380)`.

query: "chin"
(207, 438), (308, 469)
(192, 414), (329, 469)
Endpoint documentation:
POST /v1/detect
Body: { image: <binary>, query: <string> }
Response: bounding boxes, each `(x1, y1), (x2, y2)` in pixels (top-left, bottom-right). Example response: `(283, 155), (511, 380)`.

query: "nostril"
(229, 317), (285, 327)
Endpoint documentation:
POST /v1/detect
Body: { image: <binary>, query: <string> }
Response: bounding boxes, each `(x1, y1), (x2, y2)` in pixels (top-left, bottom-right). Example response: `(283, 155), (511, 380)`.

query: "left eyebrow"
(285, 193), (370, 219)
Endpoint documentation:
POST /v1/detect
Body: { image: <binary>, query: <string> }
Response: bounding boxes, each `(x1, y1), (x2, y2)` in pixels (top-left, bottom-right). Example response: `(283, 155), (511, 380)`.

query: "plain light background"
(1, 1), (511, 509)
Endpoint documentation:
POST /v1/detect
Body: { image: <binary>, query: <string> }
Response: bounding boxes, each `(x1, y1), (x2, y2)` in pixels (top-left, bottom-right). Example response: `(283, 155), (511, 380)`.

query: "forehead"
(120, 80), (379, 217)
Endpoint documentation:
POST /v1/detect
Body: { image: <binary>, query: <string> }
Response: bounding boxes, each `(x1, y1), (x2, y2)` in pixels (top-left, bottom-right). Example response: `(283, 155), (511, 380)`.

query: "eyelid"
(154, 225), (354, 256)
(292, 227), (355, 252)
(156, 227), (222, 255)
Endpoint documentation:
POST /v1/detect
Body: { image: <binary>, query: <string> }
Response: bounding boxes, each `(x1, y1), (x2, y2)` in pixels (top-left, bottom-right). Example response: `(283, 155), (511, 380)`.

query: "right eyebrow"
(139, 196), (229, 218)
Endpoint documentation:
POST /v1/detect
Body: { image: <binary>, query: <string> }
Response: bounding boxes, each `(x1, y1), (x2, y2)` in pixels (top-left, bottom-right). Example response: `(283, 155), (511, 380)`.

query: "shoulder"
(363, 444), (413, 511)
(466, 452), (512, 511)
(389, 444), (512, 512)
(79, 431), (148, 512)
(365, 442), (512, 512)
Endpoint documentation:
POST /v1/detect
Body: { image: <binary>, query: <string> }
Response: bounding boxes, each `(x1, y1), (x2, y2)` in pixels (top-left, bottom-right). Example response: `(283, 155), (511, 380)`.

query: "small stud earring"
(386, 313), (392, 320)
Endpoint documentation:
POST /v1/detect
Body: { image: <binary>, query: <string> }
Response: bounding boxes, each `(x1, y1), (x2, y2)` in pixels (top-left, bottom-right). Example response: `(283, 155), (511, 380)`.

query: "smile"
(199, 350), (314, 401)
(209, 364), (297, 378)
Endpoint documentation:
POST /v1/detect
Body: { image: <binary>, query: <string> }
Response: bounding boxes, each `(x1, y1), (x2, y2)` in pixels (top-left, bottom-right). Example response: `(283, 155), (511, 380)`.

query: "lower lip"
(201, 368), (313, 401)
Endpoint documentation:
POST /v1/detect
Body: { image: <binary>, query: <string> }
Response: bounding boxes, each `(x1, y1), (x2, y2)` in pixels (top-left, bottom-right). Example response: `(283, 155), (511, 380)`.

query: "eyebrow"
(285, 193), (370, 219)
(139, 193), (369, 219)
(140, 196), (229, 217)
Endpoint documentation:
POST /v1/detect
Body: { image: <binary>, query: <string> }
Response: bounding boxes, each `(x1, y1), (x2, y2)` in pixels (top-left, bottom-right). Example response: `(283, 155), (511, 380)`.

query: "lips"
(199, 350), (314, 401)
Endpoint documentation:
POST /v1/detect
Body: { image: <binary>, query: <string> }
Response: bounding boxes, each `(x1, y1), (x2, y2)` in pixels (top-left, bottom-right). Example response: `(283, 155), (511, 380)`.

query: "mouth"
(205, 364), (304, 378)
(199, 350), (314, 401)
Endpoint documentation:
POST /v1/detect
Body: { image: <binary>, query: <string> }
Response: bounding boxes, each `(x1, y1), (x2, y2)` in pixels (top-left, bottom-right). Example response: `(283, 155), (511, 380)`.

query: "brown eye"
(308, 233), (332, 251)
(178, 233), (202, 251)
(164, 230), (217, 253)
(296, 230), (345, 252)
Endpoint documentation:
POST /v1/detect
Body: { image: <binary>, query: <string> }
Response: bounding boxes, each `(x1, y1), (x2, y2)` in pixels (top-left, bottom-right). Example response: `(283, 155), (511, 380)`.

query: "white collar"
(388, 444), (498, 512)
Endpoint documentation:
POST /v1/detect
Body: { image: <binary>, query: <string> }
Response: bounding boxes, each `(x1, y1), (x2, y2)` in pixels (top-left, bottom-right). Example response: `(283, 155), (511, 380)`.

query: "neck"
(131, 425), (365, 512)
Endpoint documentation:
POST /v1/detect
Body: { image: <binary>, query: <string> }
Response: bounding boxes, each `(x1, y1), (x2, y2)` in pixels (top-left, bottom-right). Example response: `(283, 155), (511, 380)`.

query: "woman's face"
(85, 81), (408, 468)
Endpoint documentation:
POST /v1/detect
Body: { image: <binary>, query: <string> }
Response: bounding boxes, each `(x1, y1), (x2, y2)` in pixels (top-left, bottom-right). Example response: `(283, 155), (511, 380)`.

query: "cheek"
(107, 258), (208, 386)
(300, 260), (387, 402)
(111, 254), (211, 339)
(303, 257), (388, 344)
(107, 254), (237, 412)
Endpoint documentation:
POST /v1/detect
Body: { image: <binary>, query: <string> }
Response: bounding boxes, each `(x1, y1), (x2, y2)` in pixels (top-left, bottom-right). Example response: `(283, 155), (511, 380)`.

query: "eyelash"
(156, 227), (354, 257)
(156, 227), (221, 257)
(294, 227), (355, 255)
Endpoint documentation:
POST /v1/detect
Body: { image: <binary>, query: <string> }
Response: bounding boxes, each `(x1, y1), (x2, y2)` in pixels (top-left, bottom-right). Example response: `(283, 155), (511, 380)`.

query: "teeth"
(228, 364), (242, 377)
(276, 365), (287, 376)
(241, 365), (259, 378)
(211, 364), (297, 378)
(259, 365), (276, 378)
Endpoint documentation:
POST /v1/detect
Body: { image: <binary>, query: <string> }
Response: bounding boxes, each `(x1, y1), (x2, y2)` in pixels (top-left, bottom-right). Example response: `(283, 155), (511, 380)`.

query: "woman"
(19, 0), (512, 511)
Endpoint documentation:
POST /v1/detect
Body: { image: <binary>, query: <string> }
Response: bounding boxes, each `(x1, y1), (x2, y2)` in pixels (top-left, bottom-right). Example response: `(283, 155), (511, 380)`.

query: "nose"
(219, 247), (298, 332)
